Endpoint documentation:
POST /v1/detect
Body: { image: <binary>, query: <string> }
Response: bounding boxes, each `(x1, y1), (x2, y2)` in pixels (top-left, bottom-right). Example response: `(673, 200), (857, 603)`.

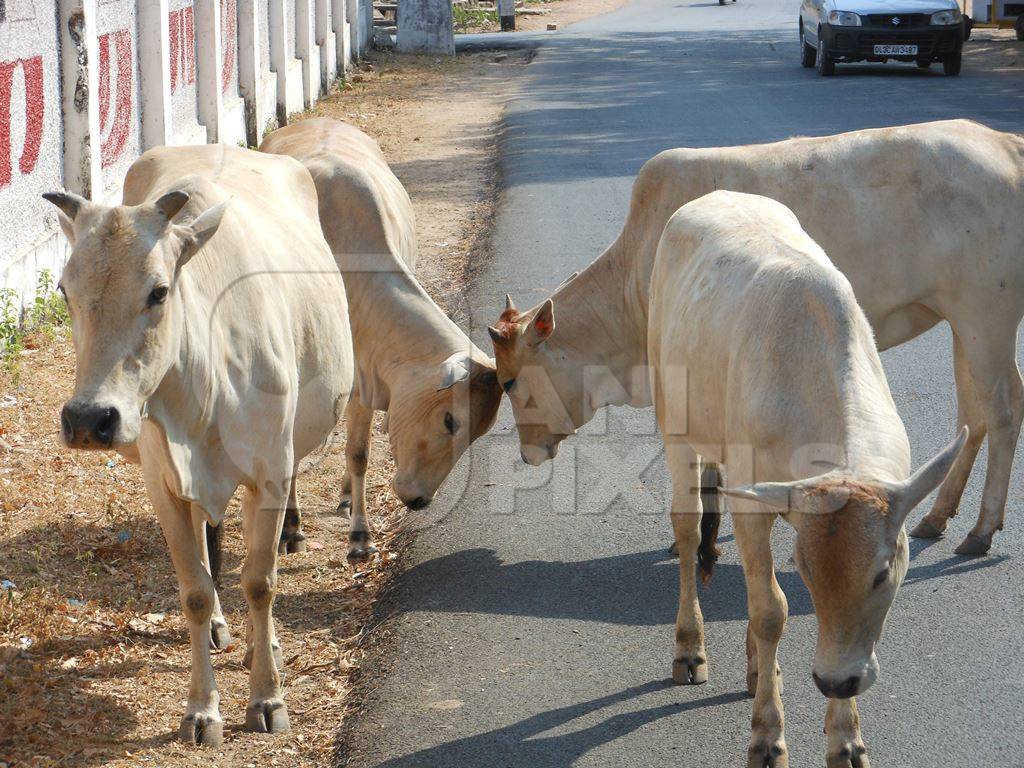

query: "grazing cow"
(45, 144), (354, 746)
(491, 119), (1024, 555)
(260, 118), (502, 560)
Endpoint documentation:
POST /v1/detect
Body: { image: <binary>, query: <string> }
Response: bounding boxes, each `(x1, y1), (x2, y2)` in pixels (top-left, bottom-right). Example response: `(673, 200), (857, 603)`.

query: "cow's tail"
(698, 464), (723, 584)
(206, 521), (223, 584)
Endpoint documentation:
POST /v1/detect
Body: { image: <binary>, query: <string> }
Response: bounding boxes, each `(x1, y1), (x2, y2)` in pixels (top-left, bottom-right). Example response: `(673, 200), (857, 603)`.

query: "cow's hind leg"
(665, 443), (708, 685)
(278, 476), (306, 554)
(825, 698), (870, 768)
(144, 474), (223, 746)
(241, 483), (290, 733)
(911, 333), (987, 541)
(195, 513), (231, 649)
(735, 509), (788, 768)
(931, 320), (1022, 554)
(341, 399), (376, 561)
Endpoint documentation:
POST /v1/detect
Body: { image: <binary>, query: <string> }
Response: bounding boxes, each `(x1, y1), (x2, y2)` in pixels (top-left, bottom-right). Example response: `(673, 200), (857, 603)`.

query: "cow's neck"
(546, 236), (652, 414)
(817, 327), (911, 485)
(345, 269), (475, 410)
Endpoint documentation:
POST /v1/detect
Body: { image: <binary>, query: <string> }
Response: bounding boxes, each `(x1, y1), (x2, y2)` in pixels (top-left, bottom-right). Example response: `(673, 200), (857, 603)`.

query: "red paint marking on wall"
(221, 0), (237, 93)
(0, 56), (44, 189)
(98, 29), (133, 168)
(169, 6), (196, 94)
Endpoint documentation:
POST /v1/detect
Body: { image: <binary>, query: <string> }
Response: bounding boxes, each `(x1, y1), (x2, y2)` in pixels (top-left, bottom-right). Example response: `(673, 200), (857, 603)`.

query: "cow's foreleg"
(144, 475), (223, 746)
(912, 333), (986, 541)
(241, 484), (290, 734)
(341, 398), (376, 561)
(278, 475), (306, 554)
(825, 697), (869, 768)
(193, 511), (231, 649)
(665, 442), (707, 685)
(735, 511), (788, 768)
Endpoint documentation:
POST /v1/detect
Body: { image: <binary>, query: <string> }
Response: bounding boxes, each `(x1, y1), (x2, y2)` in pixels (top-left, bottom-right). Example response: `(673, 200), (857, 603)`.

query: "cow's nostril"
(93, 407), (119, 446)
(406, 496), (428, 510)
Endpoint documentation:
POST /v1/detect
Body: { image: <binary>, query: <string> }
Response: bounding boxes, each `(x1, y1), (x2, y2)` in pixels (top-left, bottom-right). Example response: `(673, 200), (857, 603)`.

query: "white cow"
(46, 144), (354, 745)
(260, 118), (502, 560)
(492, 119), (1024, 555)
(497, 190), (967, 767)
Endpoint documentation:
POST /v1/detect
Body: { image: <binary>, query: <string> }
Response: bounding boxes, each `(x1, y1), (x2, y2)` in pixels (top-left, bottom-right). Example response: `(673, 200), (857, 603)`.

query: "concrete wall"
(0, 0), (367, 307)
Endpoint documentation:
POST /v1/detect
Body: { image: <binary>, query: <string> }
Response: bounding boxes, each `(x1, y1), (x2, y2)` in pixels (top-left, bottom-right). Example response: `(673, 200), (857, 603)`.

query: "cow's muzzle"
(61, 402), (120, 449)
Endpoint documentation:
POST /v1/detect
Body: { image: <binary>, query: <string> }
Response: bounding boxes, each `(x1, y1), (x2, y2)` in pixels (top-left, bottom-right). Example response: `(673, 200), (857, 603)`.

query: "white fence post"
(268, 0), (288, 124)
(237, 0), (263, 146)
(195, 0), (225, 142)
(315, 0), (336, 90)
(138, 0), (173, 149)
(57, 0), (103, 198)
(332, 0), (350, 72)
(296, 0), (317, 108)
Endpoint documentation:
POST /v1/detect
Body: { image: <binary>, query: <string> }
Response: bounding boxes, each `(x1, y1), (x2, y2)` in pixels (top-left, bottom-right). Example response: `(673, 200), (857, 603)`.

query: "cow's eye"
(444, 411), (458, 434)
(147, 285), (169, 308)
(872, 568), (889, 589)
(502, 378), (516, 394)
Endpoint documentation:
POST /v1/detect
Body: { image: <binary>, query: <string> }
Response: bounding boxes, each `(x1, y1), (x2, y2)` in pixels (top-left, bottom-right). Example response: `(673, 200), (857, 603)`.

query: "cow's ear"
(437, 353), (472, 391)
(177, 200), (228, 269)
(154, 190), (190, 222)
(43, 191), (90, 244)
(525, 299), (555, 347)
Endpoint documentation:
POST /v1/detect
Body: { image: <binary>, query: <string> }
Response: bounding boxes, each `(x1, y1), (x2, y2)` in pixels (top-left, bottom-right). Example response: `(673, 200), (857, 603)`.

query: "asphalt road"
(343, 3), (1024, 766)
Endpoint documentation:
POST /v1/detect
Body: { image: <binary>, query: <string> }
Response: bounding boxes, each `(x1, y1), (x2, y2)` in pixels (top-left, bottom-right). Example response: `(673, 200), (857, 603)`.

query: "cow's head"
(487, 295), (580, 466)
(387, 352), (502, 509)
(44, 190), (226, 450)
(722, 428), (967, 700)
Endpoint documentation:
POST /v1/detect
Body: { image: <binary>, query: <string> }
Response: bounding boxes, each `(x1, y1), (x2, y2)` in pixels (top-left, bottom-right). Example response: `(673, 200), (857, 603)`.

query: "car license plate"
(873, 44), (918, 55)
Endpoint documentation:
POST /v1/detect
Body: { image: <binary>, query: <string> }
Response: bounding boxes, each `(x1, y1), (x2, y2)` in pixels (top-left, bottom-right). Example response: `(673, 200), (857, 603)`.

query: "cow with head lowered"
(493, 189), (967, 766)
(260, 118), (502, 561)
(492, 119), (1024, 557)
(46, 144), (354, 746)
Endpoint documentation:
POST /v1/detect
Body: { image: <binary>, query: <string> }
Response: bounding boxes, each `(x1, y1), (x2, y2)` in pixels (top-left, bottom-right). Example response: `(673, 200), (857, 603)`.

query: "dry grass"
(1, 48), (528, 768)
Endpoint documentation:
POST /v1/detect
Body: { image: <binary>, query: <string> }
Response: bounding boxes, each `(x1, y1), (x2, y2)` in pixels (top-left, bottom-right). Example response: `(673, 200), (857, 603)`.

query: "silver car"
(799, 0), (965, 75)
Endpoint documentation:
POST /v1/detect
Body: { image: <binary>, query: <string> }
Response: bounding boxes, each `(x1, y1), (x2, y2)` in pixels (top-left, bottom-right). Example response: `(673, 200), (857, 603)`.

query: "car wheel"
(816, 33), (836, 76)
(1016, 16), (1024, 40)
(800, 26), (817, 68)
(916, 59), (931, 68)
(943, 47), (962, 76)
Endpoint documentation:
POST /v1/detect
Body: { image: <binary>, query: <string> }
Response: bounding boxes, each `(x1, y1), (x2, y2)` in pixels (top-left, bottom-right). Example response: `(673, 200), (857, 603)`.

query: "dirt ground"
(0, 49), (529, 768)
(454, 0), (628, 34)
(966, 27), (1024, 71)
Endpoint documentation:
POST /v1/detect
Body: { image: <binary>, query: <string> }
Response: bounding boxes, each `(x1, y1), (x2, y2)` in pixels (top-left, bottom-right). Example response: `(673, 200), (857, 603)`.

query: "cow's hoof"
(955, 533), (992, 556)
(284, 533), (308, 554)
(179, 713), (224, 746)
(827, 741), (870, 768)
(909, 517), (946, 539)
(672, 655), (708, 685)
(242, 642), (284, 671)
(210, 619), (231, 649)
(747, 739), (788, 768)
(337, 498), (352, 517)
(668, 540), (679, 557)
(746, 663), (783, 697)
(347, 531), (377, 562)
(245, 699), (290, 734)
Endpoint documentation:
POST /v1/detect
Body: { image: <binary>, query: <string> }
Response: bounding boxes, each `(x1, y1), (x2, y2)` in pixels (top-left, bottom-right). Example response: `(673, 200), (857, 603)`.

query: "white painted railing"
(0, 0), (370, 306)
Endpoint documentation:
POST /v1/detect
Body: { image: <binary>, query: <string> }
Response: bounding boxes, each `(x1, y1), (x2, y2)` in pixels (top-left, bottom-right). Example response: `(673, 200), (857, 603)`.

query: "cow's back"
(259, 118), (417, 274)
(649, 191), (892, 458)
(628, 120), (1024, 342)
